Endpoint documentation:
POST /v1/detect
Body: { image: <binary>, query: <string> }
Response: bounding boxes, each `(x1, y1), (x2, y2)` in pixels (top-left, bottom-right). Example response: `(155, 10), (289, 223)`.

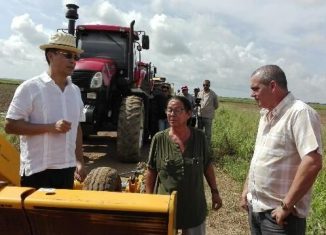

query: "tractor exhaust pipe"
(65, 4), (79, 35)
(128, 20), (135, 81)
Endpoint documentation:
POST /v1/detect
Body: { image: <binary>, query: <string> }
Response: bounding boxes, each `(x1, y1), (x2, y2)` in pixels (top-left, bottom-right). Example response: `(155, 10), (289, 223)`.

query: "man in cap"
(181, 86), (195, 105)
(5, 32), (86, 189)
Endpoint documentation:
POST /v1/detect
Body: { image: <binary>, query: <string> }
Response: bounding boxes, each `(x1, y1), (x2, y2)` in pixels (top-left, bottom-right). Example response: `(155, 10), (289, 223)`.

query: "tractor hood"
(75, 58), (116, 71)
(74, 58), (117, 86)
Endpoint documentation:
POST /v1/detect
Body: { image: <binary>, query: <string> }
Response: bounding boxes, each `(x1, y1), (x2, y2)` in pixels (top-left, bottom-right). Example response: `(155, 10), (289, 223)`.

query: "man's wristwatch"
(281, 200), (293, 210)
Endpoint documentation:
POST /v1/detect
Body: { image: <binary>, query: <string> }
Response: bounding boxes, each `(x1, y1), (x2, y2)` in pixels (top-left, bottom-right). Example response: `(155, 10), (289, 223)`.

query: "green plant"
(307, 160), (326, 233)
(212, 105), (258, 159)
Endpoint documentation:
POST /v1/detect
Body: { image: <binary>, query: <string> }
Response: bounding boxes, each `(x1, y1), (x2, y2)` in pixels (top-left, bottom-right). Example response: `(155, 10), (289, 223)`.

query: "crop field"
(0, 82), (20, 112)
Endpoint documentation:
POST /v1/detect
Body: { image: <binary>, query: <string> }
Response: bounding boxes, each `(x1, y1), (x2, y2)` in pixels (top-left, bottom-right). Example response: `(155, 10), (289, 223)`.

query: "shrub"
(213, 107), (258, 158)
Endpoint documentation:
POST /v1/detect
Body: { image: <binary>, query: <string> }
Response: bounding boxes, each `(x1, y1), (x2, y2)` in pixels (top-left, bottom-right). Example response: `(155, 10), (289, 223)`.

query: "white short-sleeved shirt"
(6, 72), (84, 176)
(247, 93), (323, 217)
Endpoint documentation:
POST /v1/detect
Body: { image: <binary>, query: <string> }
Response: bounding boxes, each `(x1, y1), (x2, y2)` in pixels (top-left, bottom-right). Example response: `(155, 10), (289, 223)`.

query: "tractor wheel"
(82, 167), (122, 191)
(117, 95), (144, 162)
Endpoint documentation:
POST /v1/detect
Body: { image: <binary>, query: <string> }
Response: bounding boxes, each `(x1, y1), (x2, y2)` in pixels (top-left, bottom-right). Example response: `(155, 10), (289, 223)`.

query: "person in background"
(192, 88), (202, 127)
(146, 96), (222, 235)
(240, 65), (323, 235)
(197, 80), (218, 144)
(194, 87), (200, 98)
(157, 84), (172, 131)
(5, 32), (87, 189)
(181, 85), (195, 105)
(180, 85), (196, 126)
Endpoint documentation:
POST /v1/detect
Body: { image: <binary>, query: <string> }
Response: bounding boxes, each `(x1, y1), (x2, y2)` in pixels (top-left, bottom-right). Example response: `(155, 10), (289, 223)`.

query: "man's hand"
(74, 160), (87, 182)
(212, 192), (222, 211)
(54, 120), (71, 133)
(240, 193), (249, 211)
(271, 207), (292, 226)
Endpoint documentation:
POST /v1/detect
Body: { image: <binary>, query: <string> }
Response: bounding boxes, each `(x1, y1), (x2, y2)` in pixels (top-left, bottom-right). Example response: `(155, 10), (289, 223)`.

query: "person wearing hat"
(181, 86), (195, 105)
(181, 85), (196, 126)
(5, 32), (87, 189)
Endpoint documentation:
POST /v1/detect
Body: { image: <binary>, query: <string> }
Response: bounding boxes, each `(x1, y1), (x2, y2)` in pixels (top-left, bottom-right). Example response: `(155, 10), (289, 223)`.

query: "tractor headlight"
(90, 72), (103, 88)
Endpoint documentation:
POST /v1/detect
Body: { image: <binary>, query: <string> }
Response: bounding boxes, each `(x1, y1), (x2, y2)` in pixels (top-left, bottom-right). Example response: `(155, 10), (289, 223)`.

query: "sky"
(1, 0), (326, 103)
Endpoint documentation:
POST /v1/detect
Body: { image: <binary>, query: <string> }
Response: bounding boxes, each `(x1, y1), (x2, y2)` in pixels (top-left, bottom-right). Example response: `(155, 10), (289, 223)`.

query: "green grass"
(211, 98), (326, 233)
(0, 78), (23, 85)
(308, 166), (326, 233)
(212, 101), (258, 182)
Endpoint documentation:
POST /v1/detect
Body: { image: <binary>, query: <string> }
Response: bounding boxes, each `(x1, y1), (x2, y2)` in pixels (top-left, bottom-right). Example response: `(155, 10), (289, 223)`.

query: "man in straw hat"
(5, 32), (86, 189)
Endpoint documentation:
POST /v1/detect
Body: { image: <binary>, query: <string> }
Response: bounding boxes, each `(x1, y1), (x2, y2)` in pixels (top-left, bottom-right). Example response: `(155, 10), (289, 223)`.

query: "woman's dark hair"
(168, 95), (192, 112)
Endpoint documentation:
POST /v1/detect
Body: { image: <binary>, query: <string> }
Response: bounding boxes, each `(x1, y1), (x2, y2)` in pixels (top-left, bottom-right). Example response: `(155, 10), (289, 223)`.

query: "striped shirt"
(247, 93), (323, 217)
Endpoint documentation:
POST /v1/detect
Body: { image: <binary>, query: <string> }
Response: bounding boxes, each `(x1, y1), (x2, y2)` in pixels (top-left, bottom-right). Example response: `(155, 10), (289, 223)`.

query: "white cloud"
(149, 14), (190, 56)
(0, 13), (47, 79)
(11, 14), (47, 45)
(77, 0), (135, 26)
(63, 0), (78, 5)
(0, 0), (325, 102)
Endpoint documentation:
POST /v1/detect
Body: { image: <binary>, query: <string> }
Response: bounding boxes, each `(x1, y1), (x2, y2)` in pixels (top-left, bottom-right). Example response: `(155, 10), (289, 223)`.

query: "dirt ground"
(83, 133), (250, 235)
(206, 167), (250, 235)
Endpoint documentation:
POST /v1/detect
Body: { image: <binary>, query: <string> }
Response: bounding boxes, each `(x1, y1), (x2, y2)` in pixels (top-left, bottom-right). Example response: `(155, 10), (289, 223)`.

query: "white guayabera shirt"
(247, 93), (323, 218)
(6, 72), (84, 177)
(198, 90), (218, 119)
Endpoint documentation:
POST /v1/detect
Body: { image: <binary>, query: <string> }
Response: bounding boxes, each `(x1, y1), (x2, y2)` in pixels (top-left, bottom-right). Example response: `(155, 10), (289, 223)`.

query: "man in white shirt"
(240, 65), (323, 234)
(5, 32), (86, 189)
(197, 80), (218, 144)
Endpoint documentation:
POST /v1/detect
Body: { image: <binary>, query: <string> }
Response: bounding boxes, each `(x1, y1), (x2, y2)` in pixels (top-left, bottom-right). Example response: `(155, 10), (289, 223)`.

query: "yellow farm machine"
(0, 134), (177, 235)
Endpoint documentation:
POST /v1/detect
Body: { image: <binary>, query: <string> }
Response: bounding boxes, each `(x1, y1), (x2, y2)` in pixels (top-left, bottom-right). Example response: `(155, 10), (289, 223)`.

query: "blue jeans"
(248, 207), (306, 235)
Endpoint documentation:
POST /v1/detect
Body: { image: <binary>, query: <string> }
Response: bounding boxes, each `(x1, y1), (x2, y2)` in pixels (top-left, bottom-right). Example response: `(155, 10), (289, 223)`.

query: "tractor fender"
(0, 134), (20, 186)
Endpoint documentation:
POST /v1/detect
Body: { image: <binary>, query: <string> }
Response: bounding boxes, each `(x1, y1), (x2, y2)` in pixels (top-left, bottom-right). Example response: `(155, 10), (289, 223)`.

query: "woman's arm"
(145, 168), (157, 194)
(204, 162), (222, 210)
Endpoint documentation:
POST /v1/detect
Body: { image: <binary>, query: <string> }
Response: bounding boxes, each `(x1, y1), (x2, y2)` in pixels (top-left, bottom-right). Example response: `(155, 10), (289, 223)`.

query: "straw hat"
(40, 32), (83, 54)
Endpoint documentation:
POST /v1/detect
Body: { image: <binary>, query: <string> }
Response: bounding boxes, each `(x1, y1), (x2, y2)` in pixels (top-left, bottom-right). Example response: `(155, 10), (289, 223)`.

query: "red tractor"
(65, 4), (158, 162)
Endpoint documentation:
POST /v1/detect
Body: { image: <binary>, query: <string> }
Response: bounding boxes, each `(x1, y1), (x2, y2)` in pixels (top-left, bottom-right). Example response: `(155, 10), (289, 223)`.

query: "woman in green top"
(146, 96), (222, 235)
